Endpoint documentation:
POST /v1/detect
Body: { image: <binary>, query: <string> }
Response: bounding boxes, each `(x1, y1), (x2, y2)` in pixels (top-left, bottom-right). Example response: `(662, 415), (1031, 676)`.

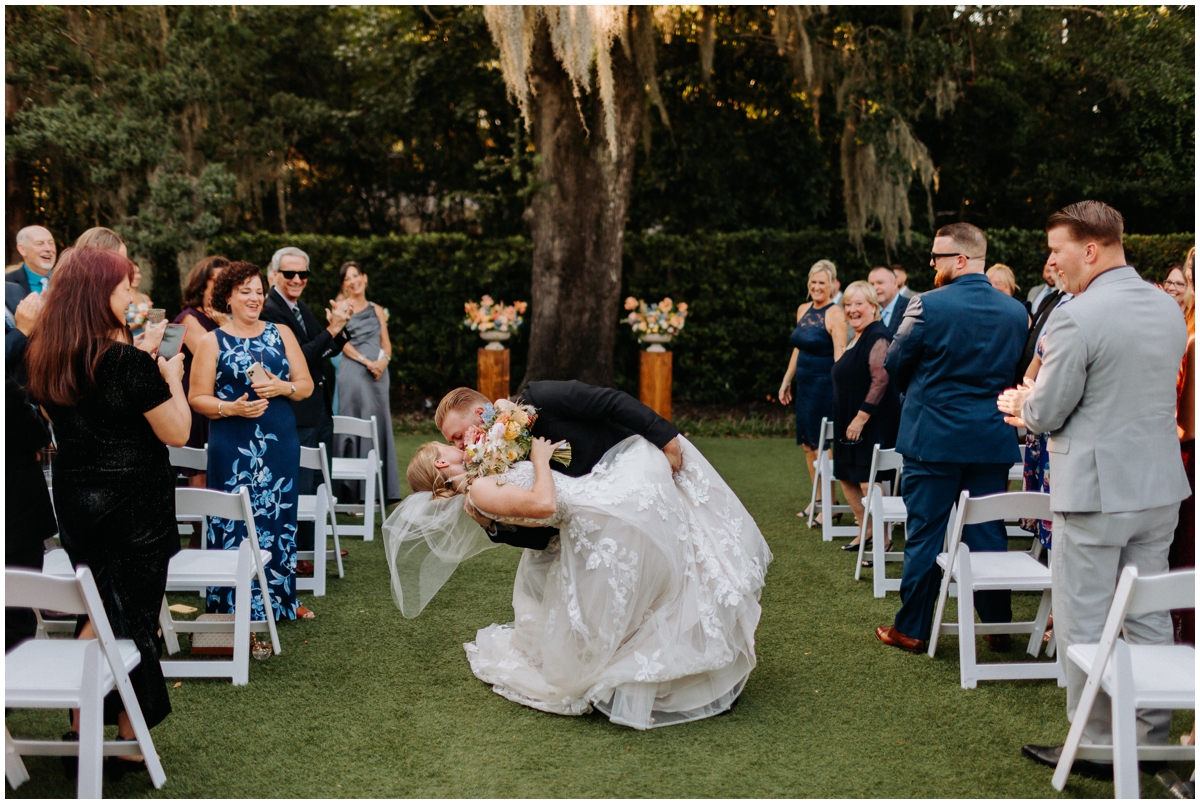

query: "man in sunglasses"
(874, 222), (1029, 654)
(262, 246), (353, 562)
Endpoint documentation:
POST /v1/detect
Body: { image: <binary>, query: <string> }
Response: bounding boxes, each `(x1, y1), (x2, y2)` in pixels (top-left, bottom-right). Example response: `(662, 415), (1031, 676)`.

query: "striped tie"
(292, 303), (307, 335)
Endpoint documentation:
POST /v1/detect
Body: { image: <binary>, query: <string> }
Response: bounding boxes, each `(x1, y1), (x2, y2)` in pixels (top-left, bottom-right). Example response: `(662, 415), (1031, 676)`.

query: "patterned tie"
(292, 303), (307, 335)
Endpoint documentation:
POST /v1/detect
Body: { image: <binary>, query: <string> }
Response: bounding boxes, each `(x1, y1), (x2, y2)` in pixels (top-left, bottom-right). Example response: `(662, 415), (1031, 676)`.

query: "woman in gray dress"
(336, 261), (402, 502)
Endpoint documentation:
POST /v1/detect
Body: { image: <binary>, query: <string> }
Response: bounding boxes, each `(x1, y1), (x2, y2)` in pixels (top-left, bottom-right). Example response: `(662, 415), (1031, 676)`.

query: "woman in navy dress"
(779, 260), (846, 522)
(189, 261), (315, 621)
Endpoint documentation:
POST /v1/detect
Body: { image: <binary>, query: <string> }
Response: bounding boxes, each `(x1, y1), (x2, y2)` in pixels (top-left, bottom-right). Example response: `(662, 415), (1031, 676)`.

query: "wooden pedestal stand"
(639, 349), (672, 421)
(477, 347), (510, 402)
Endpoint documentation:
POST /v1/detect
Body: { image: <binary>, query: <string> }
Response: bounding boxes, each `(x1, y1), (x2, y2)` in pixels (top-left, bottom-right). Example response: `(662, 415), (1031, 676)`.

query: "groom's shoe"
(875, 625), (925, 653)
(1021, 743), (1113, 780)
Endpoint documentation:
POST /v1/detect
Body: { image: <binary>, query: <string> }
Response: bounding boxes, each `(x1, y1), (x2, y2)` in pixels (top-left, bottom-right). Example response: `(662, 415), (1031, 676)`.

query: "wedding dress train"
(384, 436), (772, 730)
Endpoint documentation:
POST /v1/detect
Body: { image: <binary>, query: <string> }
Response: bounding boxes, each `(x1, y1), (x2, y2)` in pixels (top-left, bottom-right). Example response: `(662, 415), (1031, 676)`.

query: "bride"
(384, 433), (773, 730)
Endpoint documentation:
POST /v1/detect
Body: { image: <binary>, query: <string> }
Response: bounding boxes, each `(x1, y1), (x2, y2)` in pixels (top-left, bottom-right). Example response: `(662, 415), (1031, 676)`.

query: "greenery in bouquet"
(622, 296), (688, 336)
(463, 399), (571, 481)
(463, 295), (527, 334)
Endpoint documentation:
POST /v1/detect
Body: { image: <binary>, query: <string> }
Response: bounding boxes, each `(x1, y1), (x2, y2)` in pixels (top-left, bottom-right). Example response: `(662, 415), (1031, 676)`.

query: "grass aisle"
(7, 435), (1189, 798)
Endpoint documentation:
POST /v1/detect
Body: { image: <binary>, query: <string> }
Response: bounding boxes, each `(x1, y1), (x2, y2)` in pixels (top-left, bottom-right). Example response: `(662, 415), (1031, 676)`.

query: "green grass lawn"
(7, 435), (1191, 798)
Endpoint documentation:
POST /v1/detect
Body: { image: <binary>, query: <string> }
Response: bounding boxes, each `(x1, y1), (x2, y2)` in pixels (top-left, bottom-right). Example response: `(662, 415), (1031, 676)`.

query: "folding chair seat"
(158, 487), (279, 686)
(854, 445), (907, 597)
(5, 566), (167, 798)
(1052, 567), (1195, 798)
(927, 490), (1063, 689)
(330, 414), (388, 541)
(296, 443), (343, 597)
(807, 418), (857, 541)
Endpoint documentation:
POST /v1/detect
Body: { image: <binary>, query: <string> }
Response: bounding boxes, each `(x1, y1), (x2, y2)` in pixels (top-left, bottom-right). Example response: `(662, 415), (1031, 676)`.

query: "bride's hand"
(530, 437), (565, 465)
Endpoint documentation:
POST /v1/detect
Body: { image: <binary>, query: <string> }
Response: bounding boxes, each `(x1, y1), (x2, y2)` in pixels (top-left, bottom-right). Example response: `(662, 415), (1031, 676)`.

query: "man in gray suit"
(998, 200), (1190, 780)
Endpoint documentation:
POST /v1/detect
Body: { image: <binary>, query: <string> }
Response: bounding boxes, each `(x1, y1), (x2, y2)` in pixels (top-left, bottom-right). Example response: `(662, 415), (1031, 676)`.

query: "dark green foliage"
(209, 228), (1193, 406)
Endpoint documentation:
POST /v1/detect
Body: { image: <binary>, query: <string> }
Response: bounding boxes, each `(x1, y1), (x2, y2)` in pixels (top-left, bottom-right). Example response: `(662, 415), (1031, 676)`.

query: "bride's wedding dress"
(385, 435), (772, 730)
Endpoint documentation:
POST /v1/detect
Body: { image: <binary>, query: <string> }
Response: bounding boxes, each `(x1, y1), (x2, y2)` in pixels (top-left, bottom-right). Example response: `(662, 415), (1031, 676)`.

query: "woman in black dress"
(26, 246), (192, 757)
(830, 281), (901, 550)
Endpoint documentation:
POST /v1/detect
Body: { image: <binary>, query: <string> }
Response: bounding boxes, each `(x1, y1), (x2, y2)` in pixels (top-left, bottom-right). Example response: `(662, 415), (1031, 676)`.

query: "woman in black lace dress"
(26, 246), (191, 753)
(831, 281), (901, 550)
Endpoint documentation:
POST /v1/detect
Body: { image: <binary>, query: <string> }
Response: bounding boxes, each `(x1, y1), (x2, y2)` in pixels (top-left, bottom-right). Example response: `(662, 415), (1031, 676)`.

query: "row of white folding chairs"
(6, 566), (168, 798)
(168, 443), (344, 596)
(43, 487), (279, 687)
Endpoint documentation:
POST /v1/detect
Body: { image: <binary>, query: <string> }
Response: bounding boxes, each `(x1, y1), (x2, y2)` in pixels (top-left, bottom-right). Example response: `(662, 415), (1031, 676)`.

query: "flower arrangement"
(622, 296), (688, 336)
(126, 299), (151, 331)
(463, 295), (527, 334)
(463, 399), (571, 480)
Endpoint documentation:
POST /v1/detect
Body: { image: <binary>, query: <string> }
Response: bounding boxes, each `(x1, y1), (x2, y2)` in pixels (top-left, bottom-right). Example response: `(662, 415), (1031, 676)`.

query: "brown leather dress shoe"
(876, 625), (926, 653)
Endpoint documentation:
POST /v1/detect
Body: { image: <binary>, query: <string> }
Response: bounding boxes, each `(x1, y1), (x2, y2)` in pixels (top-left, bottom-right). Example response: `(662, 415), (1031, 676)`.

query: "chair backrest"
(175, 486), (254, 522)
(864, 445), (904, 497)
(299, 445), (323, 471)
(1126, 567), (1196, 616)
(333, 414), (377, 441)
(168, 445), (208, 471)
(6, 567), (86, 614)
(816, 417), (833, 454)
(944, 490), (1052, 565)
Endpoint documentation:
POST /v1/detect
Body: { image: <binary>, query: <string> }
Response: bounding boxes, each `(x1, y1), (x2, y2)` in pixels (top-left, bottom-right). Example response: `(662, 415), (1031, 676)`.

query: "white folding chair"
(854, 446), (907, 597)
(6, 567), (167, 797)
(158, 487), (280, 686)
(927, 490), (1063, 689)
(330, 414), (388, 541)
(1052, 567), (1195, 798)
(808, 418), (857, 541)
(296, 443), (343, 597)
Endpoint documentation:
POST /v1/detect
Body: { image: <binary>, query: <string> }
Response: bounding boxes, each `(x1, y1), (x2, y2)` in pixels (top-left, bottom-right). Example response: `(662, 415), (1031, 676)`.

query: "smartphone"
(245, 362), (267, 386)
(157, 324), (186, 360)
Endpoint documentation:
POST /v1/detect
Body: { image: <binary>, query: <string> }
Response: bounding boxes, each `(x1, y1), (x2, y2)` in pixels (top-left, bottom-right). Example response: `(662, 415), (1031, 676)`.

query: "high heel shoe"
(105, 736), (147, 781)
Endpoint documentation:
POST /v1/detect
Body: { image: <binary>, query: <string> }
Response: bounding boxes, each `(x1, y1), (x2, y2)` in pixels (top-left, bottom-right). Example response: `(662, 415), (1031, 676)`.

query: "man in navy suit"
(876, 223), (1029, 653)
(869, 265), (910, 336)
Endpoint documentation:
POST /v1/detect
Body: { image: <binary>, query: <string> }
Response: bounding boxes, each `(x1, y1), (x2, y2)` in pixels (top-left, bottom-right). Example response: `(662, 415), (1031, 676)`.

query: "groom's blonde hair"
(406, 442), (459, 499)
(434, 387), (489, 430)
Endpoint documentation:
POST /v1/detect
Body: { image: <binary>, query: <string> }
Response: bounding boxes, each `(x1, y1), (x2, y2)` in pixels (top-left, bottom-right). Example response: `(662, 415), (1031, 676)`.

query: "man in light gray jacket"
(998, 200), (1190, 780)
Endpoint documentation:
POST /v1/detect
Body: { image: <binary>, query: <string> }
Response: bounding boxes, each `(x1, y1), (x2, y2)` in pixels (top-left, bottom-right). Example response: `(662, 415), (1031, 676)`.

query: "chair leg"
(956, 547), (977, 689)
(854, 503), (870, 582)
(376, 469), (387, 526)
(312, 505), (327, 598)
(233, 544), (252, 686)
(873, 510), (886, 599)
(159, 596), (181, 655)
(1027, 588), (1052, 658)
(330, 508), (344, 578)
(5, 727), (30, 790)
(77, 646), (104, 799)
(1110, 640), (1141, 799)
(362, 474), (376, 541)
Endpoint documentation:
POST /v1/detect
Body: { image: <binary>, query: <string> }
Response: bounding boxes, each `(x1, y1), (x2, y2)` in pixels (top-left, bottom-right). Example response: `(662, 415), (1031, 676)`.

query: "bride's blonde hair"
(406, 442), (460, 499)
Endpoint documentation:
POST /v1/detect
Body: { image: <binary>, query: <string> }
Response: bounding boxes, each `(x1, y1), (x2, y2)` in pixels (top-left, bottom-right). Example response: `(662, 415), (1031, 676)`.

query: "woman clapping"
(188, 261), (316, 621)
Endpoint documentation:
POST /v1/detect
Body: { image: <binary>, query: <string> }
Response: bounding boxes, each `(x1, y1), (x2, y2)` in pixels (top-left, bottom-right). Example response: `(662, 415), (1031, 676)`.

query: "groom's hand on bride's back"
(662, 437), (683, 473)
(462, 496), (493, 529)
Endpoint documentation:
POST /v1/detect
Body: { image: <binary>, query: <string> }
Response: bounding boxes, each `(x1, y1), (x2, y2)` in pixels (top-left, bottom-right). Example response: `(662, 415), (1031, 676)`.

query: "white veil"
(382, 492), (499, 618)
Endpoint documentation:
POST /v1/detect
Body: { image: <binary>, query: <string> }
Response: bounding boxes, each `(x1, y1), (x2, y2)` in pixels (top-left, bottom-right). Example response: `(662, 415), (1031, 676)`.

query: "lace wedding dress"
(459, 435), (772, 729)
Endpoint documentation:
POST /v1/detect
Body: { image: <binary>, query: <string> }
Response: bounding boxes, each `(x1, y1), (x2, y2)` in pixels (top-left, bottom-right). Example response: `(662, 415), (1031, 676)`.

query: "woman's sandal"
(105, 736), (147, 781)
(297, 605), (316, 620)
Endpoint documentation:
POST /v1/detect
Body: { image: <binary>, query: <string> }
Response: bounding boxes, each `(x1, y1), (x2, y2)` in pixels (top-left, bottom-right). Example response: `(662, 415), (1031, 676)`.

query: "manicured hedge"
(208, 228), (1193, 406)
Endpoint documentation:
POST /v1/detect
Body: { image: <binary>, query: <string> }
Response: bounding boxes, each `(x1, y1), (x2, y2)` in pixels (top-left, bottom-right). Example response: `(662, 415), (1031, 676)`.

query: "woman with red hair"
(25, 246), (191, 765)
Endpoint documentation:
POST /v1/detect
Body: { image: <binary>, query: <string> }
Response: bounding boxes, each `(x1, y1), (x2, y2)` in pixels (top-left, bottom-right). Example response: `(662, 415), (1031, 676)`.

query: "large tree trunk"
(521, 20), (644, 389)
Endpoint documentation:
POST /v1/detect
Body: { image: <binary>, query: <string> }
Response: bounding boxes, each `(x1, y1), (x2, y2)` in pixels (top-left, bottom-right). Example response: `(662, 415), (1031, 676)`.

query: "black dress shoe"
(985, 634), (1013, 652)
(61, 731), (79, 778)
(1022, 743), (1113, 780)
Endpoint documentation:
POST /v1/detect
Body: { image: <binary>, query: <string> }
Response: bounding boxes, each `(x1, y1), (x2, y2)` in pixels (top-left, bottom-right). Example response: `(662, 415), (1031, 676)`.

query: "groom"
(436, 382), (683, 549)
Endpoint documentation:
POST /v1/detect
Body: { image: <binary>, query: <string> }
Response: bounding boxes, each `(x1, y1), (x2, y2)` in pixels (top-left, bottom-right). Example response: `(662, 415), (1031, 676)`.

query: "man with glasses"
(261, 246), (353, 561)
(874, 222), (1029, 654)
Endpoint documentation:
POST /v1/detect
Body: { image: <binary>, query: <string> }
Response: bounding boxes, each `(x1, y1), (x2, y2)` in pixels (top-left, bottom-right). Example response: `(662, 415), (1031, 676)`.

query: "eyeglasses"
(280, 270), (309, 281)
(1163, 280), (1187, 290)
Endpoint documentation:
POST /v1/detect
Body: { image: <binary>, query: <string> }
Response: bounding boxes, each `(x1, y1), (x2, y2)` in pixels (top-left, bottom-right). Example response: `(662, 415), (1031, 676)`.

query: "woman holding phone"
(188, 261), (316, 621)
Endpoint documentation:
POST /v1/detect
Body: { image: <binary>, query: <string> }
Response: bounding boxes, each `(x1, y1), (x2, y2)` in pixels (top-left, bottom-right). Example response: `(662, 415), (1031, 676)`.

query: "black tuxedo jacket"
(1015, 288), (1065, 384)
(487, 380), (680, 550)
(259, 287), (347, 428)
(5, 282), (29, 379)
(6, 269), (33, 297)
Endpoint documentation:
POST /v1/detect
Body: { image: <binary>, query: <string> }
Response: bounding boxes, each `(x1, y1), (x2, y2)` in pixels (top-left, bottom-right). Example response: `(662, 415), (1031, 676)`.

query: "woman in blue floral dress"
(188, 262), (315, 621)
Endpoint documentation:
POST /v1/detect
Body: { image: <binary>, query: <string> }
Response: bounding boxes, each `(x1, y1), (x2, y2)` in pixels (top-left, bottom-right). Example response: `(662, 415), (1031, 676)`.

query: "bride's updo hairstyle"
(407, 443), (459, 499)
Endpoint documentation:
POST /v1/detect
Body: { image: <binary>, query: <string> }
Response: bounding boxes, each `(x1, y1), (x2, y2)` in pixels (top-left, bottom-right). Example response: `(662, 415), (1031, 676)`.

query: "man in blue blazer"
(876, 223), (1029, 652)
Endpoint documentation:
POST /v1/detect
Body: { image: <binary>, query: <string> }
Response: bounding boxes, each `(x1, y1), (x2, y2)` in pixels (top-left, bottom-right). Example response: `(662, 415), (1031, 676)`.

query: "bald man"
(7, 226), (57, 298)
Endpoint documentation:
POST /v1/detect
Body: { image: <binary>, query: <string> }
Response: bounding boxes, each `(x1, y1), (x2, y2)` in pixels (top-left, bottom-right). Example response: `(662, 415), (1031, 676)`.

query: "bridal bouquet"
(463, 295), (527, 334)
(622, 296), (688, 336)
(463, 399), (571, 479)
